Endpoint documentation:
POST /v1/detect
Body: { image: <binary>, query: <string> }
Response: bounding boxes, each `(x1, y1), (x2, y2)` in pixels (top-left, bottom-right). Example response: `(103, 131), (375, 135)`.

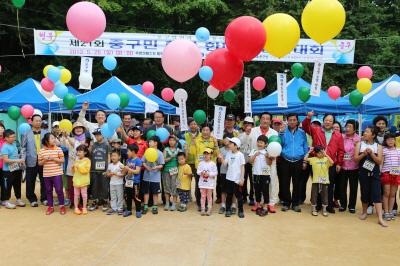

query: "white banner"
(244, 77), (252, 114)
(34, 30), (356, 64)
(310, 61), (325, 97)
(79, 57), (93, 90)
(213, 105), (226, 140)
(277, 74), (287, 108)
(178, 99), (188, 132)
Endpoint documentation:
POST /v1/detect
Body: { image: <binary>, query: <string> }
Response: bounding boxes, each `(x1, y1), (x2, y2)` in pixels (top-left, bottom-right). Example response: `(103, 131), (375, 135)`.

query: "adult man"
(121, 114), (133, 134)
(143, 110), (173, 137)
(21, 114), (47, 207)
(271, 118), (282, 132)
(142, 118), (152, 130)
(41, 120), (48, 130)
(225, 114), (240, 138)
(279, 113), (308, 212)
(52, 121), (60, 136)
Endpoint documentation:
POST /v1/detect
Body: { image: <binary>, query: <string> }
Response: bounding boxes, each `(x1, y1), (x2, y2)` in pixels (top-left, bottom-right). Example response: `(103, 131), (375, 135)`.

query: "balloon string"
(16, 9), (25, 58)
(304, 102), (307, 114)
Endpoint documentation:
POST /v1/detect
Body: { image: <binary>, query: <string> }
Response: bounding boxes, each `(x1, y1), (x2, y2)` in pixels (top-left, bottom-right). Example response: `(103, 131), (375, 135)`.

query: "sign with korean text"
(178, 98), (188, 132)
(214, 105), (227, 140)
(310, 61), (325, 97)
(277, 74), (287, 108)
(244, 77), (252, 114)
(79, 57), (93, 90)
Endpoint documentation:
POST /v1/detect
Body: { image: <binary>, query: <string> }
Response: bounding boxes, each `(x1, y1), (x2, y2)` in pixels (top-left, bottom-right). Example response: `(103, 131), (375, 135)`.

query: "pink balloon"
(161, 88), (174, 102)
(357, 66), (373, 79)
(21, 104), (34, 118)
(142, 81), (154, 95)
(27, 119), (32, 123)
(161, 39), (202, 83)
(41, 78), (55, 92)
(252, 76), (266, 91)
(328, 86), (341, 100)
(66, 2), (106, 43)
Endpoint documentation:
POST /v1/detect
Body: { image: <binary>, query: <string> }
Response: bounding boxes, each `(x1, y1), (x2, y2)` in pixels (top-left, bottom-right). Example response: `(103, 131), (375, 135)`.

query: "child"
(217, 137), (245, 218)
(141, 136), (164, 215)
(112, 139), (127, 163)
(381, 133), (400, 221)
(217, 136), (229, 214)
(89, 128), (111, 212)
(106, 150), (125, 215)
(197, 148), (218, 215)
(1, 129), (26, 209)
(304, 145), (334, 217)
(121, 144), (142, 218)
(249, 135), (272, 217)
(121, 126), (148, 159)
(38, 133), (66, 215)
(176, 152), (192, 212)
(72, 145), (91, 215)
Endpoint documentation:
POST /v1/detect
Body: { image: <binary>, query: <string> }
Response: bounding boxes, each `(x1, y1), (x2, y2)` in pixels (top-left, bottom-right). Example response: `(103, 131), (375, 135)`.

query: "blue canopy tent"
(130, 85), (179, 115)
(67, 86), (80, 95)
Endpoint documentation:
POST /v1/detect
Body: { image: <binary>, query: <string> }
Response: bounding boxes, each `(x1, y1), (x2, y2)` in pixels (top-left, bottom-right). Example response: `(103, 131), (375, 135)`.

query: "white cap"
(311, 118), (322, 125)
(52, 121), (60, 127)
(227, 137), (241, 148)
(244, 117), (254, 123)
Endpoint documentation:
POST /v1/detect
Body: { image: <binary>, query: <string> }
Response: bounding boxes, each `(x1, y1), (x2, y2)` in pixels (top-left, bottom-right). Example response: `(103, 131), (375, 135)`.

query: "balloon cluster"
(356, 66), (373, 94)
(105, 93), (130, 110)
(291, 63), (311, 103)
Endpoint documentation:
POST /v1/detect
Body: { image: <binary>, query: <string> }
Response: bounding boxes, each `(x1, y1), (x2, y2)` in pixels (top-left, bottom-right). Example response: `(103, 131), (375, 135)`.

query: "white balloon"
(207, 85), (219, 99)
(267, 142), (282, 157)
(174, 88), (188, 103)
(386, 81), (400, 98)
(41, 88), (54, 99)
(79, 73), (93, 88)
(33, 109), (43, 118)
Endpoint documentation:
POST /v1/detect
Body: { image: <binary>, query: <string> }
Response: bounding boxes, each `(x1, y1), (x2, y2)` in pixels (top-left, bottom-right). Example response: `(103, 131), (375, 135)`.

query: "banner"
(277, 74), (287, 108)
(310, 61), (325, 97)
(34, 30), (356, 64)
(178, 99), (188, 132)
(244, 77), (252, 114)
(79, 57), (93, 90)
(214, 105), (226, 140)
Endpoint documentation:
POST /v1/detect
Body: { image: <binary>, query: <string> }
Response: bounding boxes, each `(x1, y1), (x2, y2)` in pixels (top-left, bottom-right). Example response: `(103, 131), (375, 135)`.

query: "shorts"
(62, 175), (69, 189)
(141, 181), (161, 194)
(359, 170), (382, 204)
(381, 172), (400, 186)
(162, 172), (178, 196)
(219, 174), (227, 192)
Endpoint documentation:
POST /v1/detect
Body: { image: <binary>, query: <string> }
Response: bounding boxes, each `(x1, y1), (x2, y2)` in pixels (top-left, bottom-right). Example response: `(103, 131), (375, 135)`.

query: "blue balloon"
(47, 67), (62, 82)
(101, 123), (114, 139)
(107, 113), (122, 130)
(106, 93), (121, 110)
(196, 27), (210, 42)
(19, 123), (31, 135)
(390, 126), (397, 133)
(199, 66), (213, 82)
(54, 82), (68, 99)
(156, 127), (169, 142)
(103, 56), (117, 71)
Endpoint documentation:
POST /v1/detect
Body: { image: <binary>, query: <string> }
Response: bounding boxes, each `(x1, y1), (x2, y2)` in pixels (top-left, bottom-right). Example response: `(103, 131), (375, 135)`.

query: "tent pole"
(358, 113), (362, 136)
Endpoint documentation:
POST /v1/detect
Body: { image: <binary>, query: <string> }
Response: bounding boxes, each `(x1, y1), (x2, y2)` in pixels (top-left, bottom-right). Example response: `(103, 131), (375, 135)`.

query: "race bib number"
(95, 161), (105, 170)
(9, 162), (20, 172)
(125, 178), (134, 188)
(260, 168), (270, 175)
(343, 154), (351, 161)
(176, 180), (182, 187)
(198, 155), (204, 162)
(390, 167), (400, 175)
(362, 160), (375, 171)
(69, 152), (76, 161)
(317, 176), (327, 184)
(169, 167), (178, 175)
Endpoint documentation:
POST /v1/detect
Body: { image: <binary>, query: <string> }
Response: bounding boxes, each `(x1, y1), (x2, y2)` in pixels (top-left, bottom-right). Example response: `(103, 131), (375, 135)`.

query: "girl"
(354, 126), (386, 227)
(197, 148), (218, 215)
(38, 133), (66, 215)
(72, 145), (91, 215)
(381, 133), (400, 221)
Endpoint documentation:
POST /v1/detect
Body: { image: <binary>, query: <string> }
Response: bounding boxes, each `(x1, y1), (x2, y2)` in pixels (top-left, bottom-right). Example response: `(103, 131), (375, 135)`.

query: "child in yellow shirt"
(176, 152), (192, 212)
(72, 145), (91, 215)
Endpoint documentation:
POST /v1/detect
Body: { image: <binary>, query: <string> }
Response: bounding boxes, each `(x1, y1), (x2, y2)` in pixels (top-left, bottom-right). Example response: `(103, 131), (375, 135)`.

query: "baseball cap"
(112, 138), (123, 144)
(203, 147), (213, 154)
(92, 128), (102, 135)
(244, 117), (254, 124)
(226, 114), (235, 120)
(272, 118), (282, 124)
(311, 118), (322, 125)
(42, 121), (48, 125)
(131, 125), (144, 132)
(52, 121), (60, 127)
(227, 137), (241, 148)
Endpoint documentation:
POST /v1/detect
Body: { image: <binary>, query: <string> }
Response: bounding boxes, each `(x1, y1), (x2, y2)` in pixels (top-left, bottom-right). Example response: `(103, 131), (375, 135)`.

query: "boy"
(89, 128), (111, 211)
(176, 152), (192, 212)
(217, 137), (245, 218)
(106, 150), (125, 215)
(121, 125), (148, 159)
(112, 139), (127, 163)
(217, 136), (230, 214)
(1, 129), (26, 209)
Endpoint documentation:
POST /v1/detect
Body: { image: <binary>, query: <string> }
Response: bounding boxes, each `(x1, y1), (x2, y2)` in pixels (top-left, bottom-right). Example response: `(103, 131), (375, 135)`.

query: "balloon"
(262, 14), (300, 58)
(118, 92), (130, 109)
(203, 48), (244, 92)
(63, 93), (77, 110)
(47, 67), (62, 82)
(156, 128), (169, 143)
(107, 114), (122, 130)
(174, 89), (188, 103)
(390, 126), (397, 133)
(297, 86), (311, 103)
(8, 106), (21, 120)
(27, 119), (32, 123)
(357, 66), (373, 80)
(224, 16), (266, 62)
(41, 78), (55, 92)
(144, 148), (158, 163)
(301, 0), (346, 44)
(161, 88), (174, 102)
(54, 82), (69, 99)
(12, 0), (25, 8)
(66, 2), (106, 43)
(162, 133), (170, 144)
(349, 90), (363, 107)
(103, 56), (117, 71)
(21, 104), (34, 118)
(328, 86), (341, 100)
(292, 63), (304, 78)
(357, 78), (372, 94)
(19, 123), (31, 135)
(206, 85), (219, 99)
(79, 73), (93, 88)
(386, 81), (400, 98)
(57, 66), (66, 70)
(195, 27), (210, 42)
(146, 130), (157, 140)
(43, 65), (54, 78)
(142, 81), (154, 95)
(193, 110), (206, 125)
(41, 88), (54, 99)
(252, 77), (266, 91)
(101, 123), (114, 139)
(33, 109), (42, 118)
(59, 119), (73, 133)
(161, 39), (202, 83)
(267, 142), (282, 157)
(199, 66), (213, 82)
(223, 89), (236, 103)
(60, 69), (72, 84)
(106, 93), (121, 110)
(268, 135), (281, 145)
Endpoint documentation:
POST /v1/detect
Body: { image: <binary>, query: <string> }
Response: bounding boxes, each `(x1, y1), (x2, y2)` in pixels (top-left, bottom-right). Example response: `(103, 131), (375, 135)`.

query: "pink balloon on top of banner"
(41, 77), (55, 92)
(328, 86), (341, 100)
(142, 81), (154, 95)
(357, 66), (373, 79)
(21, 104), (34, 118)
(252, 77), (266, 91)
(161, 88), (174, 102)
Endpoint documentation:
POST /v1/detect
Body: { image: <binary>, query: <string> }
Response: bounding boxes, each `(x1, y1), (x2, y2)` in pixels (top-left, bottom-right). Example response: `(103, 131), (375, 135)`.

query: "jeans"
(44, 175), (64, 207)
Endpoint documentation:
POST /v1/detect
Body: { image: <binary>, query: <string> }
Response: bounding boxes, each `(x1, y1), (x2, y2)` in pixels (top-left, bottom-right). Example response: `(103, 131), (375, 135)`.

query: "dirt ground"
(1, 180), (399, 266)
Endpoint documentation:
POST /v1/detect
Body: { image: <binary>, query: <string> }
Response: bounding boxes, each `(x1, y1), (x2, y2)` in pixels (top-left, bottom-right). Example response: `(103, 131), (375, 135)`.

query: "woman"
(373, 116), (387, 145)
(0, 124), (6, 206)
(333, 121), (343, 207)
(354, 126), (387, 227)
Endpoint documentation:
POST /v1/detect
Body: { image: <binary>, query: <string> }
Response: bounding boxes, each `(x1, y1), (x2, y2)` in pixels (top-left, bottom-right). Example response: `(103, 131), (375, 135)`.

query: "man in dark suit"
(143, 110), (173, 139)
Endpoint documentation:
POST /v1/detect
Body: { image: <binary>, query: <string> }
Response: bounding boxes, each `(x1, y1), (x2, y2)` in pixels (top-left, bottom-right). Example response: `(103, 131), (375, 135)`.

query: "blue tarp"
(67, 86), (80, 96)
(130, 85), (179, 115)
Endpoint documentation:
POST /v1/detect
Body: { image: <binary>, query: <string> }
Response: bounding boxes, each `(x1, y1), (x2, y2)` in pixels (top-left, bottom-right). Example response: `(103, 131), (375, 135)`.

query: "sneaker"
(392, 210), (397, 216)
(5, 202), (16, 209)
(82, 208), (88, 215)
(390, 213), (395, 220)
(178, 205), (184, 212)
(333, 200), (340, 208)
(42, 200), (48, 206)
(46, 206), (54, 215)
(31, 201), (38, 207)
(249, 200), (255, 206)
(242, 199), (248, 204)
(326, 207), (336, 214)
(238, 212), (245, 218)
(339, 207), (346, 212)
(206, 208), (212, 216)
(1, 201), (6, 206)
(142, 206), (148, 215)
(256, 206), (263, 216)
(118, 210), (123, 215)
(15, 199), (26, 207)
(268, 205), (276, 213)
(367, 205), (374, 215)
(198, 206), (201, 212)
(225, 210), (231, 217)
(281, 206), (289, 212)
(60, 206), (66, 215)
(102, 203), (108, 212)
(54, 200), (60, 206)
(164, 202), (170, 211)
(251, 205), (260, 211)
(89, 202), (98, 211)
(322, 211), (329, 217)
(107, 209), (116, 215)
(170, 203), (177, 211)
(74, 208), (82, 215)
(219, 207), (226, 214)
(64, 199), (71, 206)
(311, 209), (318, 216)
(231, 207), (237, 215)
(201, 209), (206, 216)
(152, 207), (158, 214)
(181, 205), (187, 212)
(136, 212), (142, 218)
(292, 205), (301, 212)
(123, 211), (132, 217)
(215, 198), (221, 204)
(349, 209), (356, 214)
(259, 209), (268, 216)
(384, 213), (391, 221)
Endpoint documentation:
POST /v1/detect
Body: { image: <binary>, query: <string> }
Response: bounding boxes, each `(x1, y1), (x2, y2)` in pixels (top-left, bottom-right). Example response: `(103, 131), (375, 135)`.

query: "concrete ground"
(1, 180), (399, 266)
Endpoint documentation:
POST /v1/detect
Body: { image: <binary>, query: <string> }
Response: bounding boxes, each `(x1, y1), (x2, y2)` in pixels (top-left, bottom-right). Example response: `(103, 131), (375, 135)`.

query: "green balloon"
(193, 110), (206, 125)
(291, 63), (304, 78)
(349, 90), (363, 107)
(118, 92), (130, 109)
(268, 135), (281, 144)
(146, 130), (156, 140)
(57, 66), (66, 70)
(8, 106), (21, 120)
(255, 120), (260, 127)
(12, 0), (25, 8)
(223, 89), (235, 103)
(298, 86), (311, 103)
(63, 93), (77, 110)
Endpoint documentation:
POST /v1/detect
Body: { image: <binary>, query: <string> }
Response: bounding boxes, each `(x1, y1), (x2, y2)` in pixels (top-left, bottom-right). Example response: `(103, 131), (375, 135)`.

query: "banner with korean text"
(310, 61), (325, 97)
(277, 74), (287, 108)
(178, 98), (188, 132)
(79, 57), (93, 90)
(214, 105), (227, 140)
(244, 77), (252, 114)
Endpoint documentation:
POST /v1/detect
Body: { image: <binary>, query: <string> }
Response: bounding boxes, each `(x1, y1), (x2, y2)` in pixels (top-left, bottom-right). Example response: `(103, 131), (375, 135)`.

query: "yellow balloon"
(43, 65), (54, 78)
(357, 78), (372, 94)
(301, 0), (346, 44)
(59, 119), (73, 133)
(144, 148), (158, 163)
(263, 14), (300, 58)
(60, 69), (72, 84)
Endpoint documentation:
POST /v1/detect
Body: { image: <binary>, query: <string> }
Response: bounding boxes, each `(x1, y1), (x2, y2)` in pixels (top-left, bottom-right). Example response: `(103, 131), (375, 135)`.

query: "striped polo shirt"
(382, 148), (400, 173)
(38, 145), (64, 177)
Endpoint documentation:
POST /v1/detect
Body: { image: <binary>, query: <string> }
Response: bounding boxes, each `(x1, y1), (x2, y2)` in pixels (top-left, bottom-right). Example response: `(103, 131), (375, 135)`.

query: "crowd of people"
(0, 103), (399, 227)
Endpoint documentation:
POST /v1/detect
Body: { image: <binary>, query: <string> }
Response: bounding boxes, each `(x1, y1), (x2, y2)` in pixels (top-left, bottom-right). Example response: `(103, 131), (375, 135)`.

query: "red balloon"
(225, 16), (267, 62)
(203, 48), (244, 92)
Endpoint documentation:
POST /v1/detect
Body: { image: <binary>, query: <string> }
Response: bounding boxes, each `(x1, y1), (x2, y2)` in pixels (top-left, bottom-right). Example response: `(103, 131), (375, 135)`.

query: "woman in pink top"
(339, 120), (361, 213)
(0, 124), (6, 204)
